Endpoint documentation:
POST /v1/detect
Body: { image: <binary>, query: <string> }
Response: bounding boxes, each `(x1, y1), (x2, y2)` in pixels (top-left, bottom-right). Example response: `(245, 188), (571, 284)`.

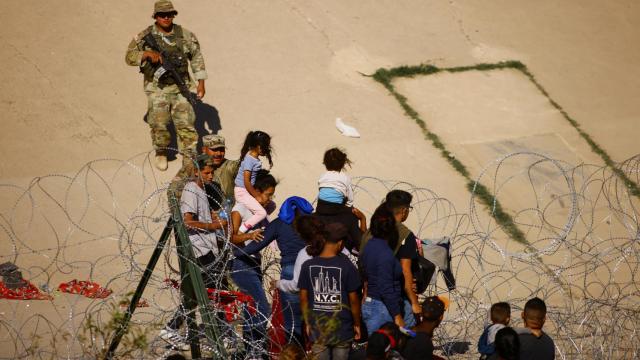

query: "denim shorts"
(361, 297), (416, 336)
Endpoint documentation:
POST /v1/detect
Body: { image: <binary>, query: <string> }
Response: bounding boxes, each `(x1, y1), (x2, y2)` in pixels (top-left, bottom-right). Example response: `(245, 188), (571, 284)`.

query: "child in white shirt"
(318, 147), (354, 207)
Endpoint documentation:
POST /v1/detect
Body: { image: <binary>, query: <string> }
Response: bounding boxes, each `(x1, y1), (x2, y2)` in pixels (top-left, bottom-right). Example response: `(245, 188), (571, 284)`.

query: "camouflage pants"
(146, 89), (197, 155)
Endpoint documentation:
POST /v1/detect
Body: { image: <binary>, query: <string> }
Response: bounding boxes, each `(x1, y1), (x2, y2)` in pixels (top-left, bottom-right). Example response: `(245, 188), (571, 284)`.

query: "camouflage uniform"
(212, 158), (240, 202)
(125, 23), (207, 157)
(167, 135), (240, 203)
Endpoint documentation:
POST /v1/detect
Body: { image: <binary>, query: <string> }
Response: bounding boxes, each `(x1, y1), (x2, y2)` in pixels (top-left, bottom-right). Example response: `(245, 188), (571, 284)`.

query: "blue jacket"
(233, 218), (305, 266)
(360, 237), (403, 317)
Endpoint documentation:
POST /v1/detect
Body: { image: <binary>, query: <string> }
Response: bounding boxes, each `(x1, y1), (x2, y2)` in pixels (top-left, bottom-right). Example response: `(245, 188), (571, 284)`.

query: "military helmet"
(153, 0), (178, 17)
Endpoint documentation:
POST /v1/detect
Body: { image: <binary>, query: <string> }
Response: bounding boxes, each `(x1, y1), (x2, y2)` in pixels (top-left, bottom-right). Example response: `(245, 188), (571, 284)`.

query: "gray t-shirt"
(181, 181), (218, 257)
(234, 155), (261, 187)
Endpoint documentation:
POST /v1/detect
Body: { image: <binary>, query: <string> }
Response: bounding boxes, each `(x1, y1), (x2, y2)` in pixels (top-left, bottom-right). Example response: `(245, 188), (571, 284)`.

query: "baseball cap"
(202, 134), (226, 149)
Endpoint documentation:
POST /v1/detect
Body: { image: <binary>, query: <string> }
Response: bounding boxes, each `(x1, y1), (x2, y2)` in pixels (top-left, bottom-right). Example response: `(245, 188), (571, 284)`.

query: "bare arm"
(197, 79), (205, 99)
(361, 281), (368, 304)
(183, 212), (227, 232)
(299, 288), (311, 338)
(352, 207), (367, 233)
(401, 258), (421, 314)
(230, 211), (263, 245)
(348, 291), (362, 340)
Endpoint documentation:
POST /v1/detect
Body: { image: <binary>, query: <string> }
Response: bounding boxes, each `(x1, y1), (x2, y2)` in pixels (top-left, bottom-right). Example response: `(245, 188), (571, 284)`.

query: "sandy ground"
(1, 0), (639, 358)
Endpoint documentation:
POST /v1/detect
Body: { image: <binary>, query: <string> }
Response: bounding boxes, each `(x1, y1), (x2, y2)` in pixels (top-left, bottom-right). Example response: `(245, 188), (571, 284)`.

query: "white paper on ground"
(335, 118), (361, 138)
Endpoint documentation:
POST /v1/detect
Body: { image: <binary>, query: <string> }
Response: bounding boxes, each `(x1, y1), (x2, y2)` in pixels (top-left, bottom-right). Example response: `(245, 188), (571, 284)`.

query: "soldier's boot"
(155, 150), (168, 171)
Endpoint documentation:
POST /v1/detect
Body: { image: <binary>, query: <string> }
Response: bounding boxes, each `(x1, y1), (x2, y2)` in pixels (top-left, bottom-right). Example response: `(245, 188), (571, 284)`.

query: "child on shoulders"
(233, 130), (273, 233)
(318, 148), (354, 207)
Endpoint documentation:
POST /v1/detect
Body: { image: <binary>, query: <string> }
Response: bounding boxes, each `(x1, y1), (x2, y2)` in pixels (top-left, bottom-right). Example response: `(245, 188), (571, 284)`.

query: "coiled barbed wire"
(0, 151), (638, 359)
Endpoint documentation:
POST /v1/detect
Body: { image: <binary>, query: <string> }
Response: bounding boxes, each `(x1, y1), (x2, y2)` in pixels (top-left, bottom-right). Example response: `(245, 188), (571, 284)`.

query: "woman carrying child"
(229, 169), (277, 356)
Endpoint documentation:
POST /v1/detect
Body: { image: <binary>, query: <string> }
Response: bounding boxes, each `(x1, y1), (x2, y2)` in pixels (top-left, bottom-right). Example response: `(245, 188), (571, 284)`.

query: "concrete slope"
(2, 0), (638, 201)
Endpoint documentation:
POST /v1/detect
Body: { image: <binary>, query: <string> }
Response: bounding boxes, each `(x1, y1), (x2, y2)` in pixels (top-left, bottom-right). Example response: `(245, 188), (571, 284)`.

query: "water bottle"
(219, 198), (232, 220)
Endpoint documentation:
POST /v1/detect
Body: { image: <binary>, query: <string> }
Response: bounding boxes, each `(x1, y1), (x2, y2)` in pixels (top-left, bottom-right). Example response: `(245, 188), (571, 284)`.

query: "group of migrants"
(125, 2), (556, 359)
(153, 129), (555, 360)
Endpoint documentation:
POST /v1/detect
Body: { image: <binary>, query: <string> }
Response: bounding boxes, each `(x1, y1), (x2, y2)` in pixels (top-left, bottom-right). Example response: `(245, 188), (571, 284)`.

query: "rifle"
(142, 32), (198, 107)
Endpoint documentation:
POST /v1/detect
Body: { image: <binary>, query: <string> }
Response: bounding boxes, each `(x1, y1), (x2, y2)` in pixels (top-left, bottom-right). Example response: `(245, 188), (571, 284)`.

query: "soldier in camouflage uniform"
(125, 0), (207, 171)
(168, 134), (240, 204)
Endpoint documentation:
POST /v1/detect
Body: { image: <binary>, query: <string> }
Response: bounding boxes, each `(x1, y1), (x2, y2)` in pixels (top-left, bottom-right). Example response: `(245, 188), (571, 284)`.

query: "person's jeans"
(361, 297), (416, 336)
(231, 258), (271, 353)
(166, 251), (226, 331)
(279, 263), (303, 343)
(311, 340), (351, 360)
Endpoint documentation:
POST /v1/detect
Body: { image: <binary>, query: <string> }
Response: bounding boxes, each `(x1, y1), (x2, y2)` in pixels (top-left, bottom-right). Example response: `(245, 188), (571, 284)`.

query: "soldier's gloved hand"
(197, 80), (206, 100)
(143, 50), (162, 64)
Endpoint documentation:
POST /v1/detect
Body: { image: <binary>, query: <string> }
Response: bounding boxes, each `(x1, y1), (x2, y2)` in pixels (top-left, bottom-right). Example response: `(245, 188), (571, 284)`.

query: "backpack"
(414, 255), (436, 295)
(477, 325), (496, 356)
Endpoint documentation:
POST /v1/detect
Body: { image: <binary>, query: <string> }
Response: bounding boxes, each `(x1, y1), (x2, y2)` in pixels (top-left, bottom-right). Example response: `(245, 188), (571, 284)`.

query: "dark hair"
(324, 222), (349, 244)
(421, 296), (445, 321)
(194, 158), (213, 172)
(491, 302), (511, 324)
(494, 327), (520, 360)
(524, 297), (547, 316)
(370, 204), (398, 250)
(204, 182), (223, 211)
(323, 147), (351, 171)
(240, 130), (273, 167)
(385, 190), (413, 211)
(295, 215), (326, 257)
(253, 169), (277, 192)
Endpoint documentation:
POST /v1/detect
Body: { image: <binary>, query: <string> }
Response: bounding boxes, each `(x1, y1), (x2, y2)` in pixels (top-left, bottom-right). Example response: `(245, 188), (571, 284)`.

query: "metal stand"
(105, 196), (226, 359)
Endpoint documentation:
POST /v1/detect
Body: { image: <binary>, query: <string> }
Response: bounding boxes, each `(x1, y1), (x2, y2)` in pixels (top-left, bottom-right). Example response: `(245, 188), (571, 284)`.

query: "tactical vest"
(140, 25), (190, 87)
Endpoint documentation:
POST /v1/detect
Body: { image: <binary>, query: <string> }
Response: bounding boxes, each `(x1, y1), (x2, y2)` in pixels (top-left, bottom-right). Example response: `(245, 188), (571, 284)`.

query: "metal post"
(105, 190), (227, 359)
(105, 218), (174, 359)
(170, 194), (227, 358)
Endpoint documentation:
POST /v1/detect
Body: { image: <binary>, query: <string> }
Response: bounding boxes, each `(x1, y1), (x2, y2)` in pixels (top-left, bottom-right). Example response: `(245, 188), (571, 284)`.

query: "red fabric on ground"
(58, 280), (112, 299)
(0, 280), (52, 300)
(207, 288), (257, 322)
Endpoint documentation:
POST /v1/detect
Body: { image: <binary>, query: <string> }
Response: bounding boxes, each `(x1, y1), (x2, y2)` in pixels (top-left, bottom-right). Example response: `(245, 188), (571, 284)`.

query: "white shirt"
(180, 181), (218, 257)
(487, 323), (506, 344)
(318, 170), (354, 206)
